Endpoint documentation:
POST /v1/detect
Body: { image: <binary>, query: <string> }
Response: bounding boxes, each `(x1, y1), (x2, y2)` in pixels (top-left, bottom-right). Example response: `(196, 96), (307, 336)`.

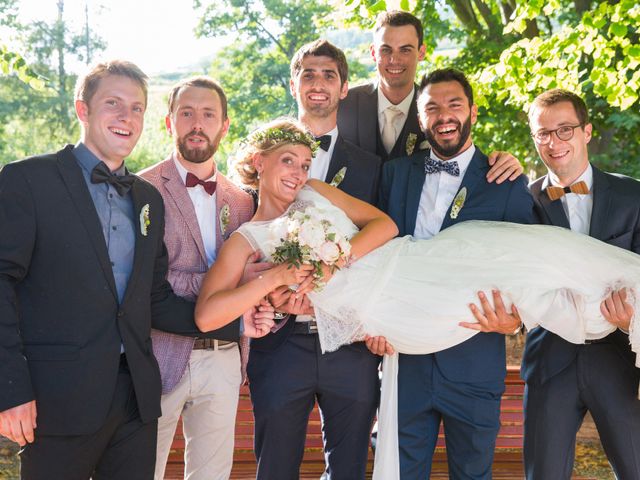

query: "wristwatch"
(510, 322), (525, 336)
(274, 312), (288, 323)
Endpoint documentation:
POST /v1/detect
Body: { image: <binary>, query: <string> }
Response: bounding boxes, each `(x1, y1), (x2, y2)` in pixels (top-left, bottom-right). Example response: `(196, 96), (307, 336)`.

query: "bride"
(194, 118), (640, 477)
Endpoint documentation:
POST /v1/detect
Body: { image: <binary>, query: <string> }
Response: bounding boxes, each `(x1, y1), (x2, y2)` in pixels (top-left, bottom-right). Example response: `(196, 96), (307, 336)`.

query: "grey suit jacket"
(337, 81), (426, 162)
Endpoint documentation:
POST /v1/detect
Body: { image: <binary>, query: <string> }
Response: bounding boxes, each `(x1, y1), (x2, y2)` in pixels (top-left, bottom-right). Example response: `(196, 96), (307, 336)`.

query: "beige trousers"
(154, 346), (241, 480)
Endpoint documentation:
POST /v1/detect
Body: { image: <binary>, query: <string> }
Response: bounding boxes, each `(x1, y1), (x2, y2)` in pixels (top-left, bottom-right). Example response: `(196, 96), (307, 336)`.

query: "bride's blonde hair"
(233, 117), (318, 189)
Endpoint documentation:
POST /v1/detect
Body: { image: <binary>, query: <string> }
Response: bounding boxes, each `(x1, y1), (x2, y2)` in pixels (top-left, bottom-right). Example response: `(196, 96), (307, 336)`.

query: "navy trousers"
(248, 332), (380, 480)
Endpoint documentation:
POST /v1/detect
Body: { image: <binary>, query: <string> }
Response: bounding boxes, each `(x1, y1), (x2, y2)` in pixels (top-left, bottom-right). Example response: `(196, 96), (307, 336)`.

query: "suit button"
(117, 311), (124, 318)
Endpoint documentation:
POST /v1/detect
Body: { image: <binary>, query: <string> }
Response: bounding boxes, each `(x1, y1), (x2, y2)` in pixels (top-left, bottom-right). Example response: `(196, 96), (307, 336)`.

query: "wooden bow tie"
(545, 181), (590, 201)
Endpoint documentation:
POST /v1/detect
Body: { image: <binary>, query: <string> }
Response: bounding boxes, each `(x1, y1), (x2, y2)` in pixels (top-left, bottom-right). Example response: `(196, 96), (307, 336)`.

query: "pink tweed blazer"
(140, 154), (254, 393)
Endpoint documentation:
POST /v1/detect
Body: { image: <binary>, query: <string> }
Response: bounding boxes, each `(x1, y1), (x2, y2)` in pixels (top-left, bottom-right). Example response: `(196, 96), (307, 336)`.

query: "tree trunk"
(56, 0), (67, 123)
(523, 18), (540, 38)
(472, 0), (501, 38)
(499, 0), (515, 25)
(574, 0), (592, 16)
(446, 0), (483, 35)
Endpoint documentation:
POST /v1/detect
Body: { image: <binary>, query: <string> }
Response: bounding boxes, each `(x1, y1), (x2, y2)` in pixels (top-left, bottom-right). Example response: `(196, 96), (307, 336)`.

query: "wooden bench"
(164, 366), (596, 479)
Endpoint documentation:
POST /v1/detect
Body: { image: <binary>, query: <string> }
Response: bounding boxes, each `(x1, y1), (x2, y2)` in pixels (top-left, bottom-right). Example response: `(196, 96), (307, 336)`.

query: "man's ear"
(289, 78), (297, 99)
(584, 123), (593, 144)
(165, 115), (173, 136)
(471, 103), (478, 125)
(75, 99), (89, 123)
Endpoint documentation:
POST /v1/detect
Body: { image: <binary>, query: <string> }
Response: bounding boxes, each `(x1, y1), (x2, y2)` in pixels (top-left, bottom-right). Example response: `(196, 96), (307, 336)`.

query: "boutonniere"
(406, 133), (417, 155)
(329, 167), (347, 188)
(139, 204), (150, 236)
(450, 187), (467, 219)
(219, 204), (230, 238)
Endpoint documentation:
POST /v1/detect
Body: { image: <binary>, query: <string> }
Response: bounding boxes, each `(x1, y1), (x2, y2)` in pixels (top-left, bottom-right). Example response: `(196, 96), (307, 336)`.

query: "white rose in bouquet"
(298, 221), (326, 250)
(318, 241), (341, 264)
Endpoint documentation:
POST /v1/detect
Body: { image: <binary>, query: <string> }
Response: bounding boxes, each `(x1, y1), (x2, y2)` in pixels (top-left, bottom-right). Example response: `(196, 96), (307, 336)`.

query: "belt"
(584, 337), (610, 345)
(292, 320), (318, 335)
(193, 338), (236, 350)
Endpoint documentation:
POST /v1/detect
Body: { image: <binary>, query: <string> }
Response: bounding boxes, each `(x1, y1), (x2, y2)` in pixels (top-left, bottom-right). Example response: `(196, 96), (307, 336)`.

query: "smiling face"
(76, 74), (146, 167)
(253, 144), (312, 203)
(167, 85), (229, 164)
(290, 55), (348, 119)
(529, 101), (591, 185)
(371, 24), (425, 97)
(418, 80), (477, 159)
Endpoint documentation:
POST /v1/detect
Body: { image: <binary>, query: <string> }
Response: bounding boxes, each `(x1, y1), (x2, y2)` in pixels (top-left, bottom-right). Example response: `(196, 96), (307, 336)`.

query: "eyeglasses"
(531, 125), (583, 145)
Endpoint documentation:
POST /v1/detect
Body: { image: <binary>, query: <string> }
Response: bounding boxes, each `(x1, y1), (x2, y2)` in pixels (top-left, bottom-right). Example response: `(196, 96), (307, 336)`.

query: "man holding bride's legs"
(375, 68), (534, 479)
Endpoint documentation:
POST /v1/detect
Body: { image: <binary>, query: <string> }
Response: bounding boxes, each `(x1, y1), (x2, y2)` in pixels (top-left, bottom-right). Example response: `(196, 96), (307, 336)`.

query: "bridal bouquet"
(270, 205), (352, 291)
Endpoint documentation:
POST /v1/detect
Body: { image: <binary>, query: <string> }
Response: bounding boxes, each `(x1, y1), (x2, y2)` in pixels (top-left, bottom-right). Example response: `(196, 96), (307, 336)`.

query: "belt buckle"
(307, 321), (318, 334)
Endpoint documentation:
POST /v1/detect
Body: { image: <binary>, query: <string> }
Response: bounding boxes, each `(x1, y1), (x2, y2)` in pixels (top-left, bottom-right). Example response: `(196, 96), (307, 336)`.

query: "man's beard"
(177, 130), (221, 164)
(424, 115), (472, 159)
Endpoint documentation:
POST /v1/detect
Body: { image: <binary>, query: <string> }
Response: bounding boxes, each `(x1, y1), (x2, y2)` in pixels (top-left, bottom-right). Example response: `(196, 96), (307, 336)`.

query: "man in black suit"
(0, 60), (273, 479)
(519, 89), (640, 479)
(245, 40), (381, 480)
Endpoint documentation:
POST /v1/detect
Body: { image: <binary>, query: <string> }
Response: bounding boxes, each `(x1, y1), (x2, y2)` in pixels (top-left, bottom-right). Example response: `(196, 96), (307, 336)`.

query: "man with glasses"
(520, 89), (640, 479)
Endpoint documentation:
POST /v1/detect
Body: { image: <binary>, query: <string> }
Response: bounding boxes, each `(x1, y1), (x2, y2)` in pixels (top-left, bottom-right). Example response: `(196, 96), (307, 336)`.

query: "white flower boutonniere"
(406, 133), (417, 156)
(139, 204), (150, 236)
(330, 167), (347, 188)
(450, 187), (467, 220)
(220, 204), (230, 238)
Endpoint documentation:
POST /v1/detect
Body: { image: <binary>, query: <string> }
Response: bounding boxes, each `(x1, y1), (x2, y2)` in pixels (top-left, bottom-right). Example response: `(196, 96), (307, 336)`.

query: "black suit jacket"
(521, 165), (640, 385)
(0, 145), (239, 435)
(250, 134), (381, 352)
(337, 82), (426, 162)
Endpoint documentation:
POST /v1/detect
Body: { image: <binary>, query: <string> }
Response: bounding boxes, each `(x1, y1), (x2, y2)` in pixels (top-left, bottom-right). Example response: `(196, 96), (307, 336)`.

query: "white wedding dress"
(236, 185), (640, 479)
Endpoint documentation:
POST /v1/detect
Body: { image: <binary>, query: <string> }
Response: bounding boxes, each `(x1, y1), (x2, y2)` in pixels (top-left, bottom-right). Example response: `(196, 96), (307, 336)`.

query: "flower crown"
(247, 127), (319, 156)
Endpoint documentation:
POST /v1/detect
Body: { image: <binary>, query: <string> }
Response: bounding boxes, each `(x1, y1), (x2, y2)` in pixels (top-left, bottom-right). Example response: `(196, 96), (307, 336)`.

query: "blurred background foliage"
(1, 0), (638, 178)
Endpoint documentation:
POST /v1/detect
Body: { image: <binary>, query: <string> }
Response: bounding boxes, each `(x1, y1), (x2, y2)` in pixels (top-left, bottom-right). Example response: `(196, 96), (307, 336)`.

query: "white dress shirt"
(546, 164), (594, 235)
(309, 126), (338, 182)
(174, 157), (218, 266)
(378, 88), (414, 147)
(414, 146), (476, 240)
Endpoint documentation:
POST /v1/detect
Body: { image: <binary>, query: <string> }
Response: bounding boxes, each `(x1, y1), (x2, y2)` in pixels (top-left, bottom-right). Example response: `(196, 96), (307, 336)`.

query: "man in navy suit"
(246, 40), (381, 480)
(518, 89), (640, 479)
(373, 68), (534, 479)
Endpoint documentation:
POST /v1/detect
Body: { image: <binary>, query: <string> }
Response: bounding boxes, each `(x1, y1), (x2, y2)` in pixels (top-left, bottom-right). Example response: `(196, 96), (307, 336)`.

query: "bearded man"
(375, 68), (534, 479)
(140, 76), (261, 480)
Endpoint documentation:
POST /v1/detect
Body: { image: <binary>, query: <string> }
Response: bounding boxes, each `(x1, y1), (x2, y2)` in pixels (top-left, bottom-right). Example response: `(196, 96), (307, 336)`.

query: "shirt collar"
(430, 144), (476, 178)
(173, 152), (217, 185)
(74, 142), (127, 176)
(547, 163), (593, 190)
(377, 87), (415, 118)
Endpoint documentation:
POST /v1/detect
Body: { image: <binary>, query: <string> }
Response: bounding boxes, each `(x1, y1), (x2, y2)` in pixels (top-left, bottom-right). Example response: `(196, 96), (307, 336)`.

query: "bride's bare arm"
(306, 179), (399, 262)
(195, 234), (314, 332)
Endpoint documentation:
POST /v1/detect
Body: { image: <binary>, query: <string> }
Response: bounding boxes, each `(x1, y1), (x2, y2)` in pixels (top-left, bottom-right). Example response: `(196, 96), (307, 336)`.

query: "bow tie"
(90, 161), (136, 196)
(424, 157), (460, 177)
(315, 135), (332, 152)
(185, 172), (216, 195)
(545, 181), (589, 201)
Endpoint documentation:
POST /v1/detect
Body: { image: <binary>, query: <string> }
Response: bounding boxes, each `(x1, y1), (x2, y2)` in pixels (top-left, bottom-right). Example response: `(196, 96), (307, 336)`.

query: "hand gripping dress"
(236, 185), (640, 479)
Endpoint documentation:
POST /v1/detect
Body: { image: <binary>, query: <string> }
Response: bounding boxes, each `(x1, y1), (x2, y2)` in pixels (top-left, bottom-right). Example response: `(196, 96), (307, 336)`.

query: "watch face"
(274, 312), (287, 323)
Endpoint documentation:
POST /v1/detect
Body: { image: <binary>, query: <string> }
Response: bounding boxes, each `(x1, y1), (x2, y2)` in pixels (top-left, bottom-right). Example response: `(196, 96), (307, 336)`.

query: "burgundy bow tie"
(185, 172), (216, 195)
(545, 181), (589, 201)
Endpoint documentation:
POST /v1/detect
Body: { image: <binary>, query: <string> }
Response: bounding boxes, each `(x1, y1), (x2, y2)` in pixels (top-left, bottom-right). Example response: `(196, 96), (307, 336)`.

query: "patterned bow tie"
(90, 161), (136, 196)
(185, 172), (216, 195)
(424, 157), (460, 177)
(545, 181), (589, 201)
(315, 135), (332, 152)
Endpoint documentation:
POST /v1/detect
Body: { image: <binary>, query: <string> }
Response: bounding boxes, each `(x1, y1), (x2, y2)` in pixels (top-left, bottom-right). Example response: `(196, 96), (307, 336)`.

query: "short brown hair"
(374, 10), (423, 47)
(418, 68), (474, 107)
(75, 60), (148, 106)
(529, 89), (589, 125)
(290, 39), (349, 86)
(167, 76), (228, 119)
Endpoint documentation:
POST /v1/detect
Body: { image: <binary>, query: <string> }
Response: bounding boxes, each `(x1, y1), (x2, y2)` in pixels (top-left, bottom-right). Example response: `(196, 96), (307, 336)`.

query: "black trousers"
(20, 356), (158, 480)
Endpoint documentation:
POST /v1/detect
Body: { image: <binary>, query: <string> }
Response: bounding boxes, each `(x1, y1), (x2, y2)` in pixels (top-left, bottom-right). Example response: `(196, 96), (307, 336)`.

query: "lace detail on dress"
(313, 305), (367, 353)
(288, 199), (314, 214)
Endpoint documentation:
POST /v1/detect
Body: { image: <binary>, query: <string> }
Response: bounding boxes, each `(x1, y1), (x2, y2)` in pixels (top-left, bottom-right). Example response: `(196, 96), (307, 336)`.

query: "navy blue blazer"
(379, 147), (534, 383)
(251, 134), (381, 352)
(521, 165), (640, 385)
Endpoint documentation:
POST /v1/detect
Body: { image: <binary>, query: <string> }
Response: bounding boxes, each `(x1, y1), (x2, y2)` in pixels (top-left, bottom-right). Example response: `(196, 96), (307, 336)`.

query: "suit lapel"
(215, 175), (227, 253)
(162, 160), (207, 262)
(406, 154), (427, 235)
(358, 83), (378, 153)
(441, 149), (485, 230)
(325, 136), (348, 184)
(392, 85), (422, 158)
(588, 165), (612, 241)
(534, 175), (571, 228)
(56, 146), (118, 301)
(122, 181), (148, 304)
